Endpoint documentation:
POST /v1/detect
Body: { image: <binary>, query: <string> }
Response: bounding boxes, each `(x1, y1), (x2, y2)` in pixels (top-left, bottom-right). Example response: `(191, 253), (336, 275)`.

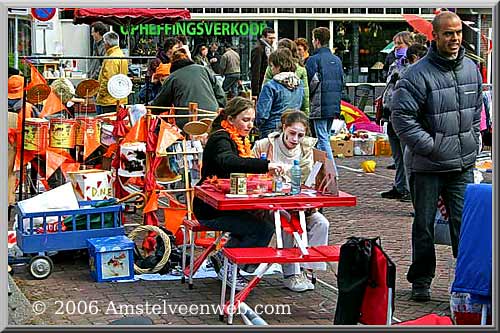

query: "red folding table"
(195, 185), (356, 324)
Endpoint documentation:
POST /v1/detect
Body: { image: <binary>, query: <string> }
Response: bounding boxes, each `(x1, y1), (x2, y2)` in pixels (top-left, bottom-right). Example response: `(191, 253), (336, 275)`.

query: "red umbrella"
(402, 14), (434, 41)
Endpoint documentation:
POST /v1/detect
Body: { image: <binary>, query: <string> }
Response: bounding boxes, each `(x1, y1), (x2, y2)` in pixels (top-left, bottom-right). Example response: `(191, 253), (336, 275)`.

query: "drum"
(75, 116), (100, 146)
(118, 142), (146, 177)
(49, 118), (76, 149)
(24, 118), (49, 152)
(100, 123), (116, 147)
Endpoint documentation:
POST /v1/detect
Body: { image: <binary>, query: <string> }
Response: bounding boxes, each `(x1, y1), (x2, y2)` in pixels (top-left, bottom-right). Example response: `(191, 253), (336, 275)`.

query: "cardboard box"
(87, 236), (134, 282)
(330, 139), (354, 157)
(352, 138), (375, 156)
(68, 169), (113, 201)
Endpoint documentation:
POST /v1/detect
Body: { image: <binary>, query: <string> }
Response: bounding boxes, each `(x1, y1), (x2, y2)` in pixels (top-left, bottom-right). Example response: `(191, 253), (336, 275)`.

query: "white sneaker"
(217, 262), (247, 292)
(300, 272), (315, 291)
(284, 275), (309, 292)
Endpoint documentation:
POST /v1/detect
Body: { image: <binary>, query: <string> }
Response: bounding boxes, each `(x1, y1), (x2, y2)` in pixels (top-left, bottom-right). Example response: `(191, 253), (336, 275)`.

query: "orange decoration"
(220, 120), (253, 158)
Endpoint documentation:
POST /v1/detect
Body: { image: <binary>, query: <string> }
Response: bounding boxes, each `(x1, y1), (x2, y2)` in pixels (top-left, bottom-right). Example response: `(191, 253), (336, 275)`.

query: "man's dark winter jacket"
(193, 130), (269, 220)
(391, 42), (482, 173)
(306, 47), (344, 119)
(151, 60), (226, 129)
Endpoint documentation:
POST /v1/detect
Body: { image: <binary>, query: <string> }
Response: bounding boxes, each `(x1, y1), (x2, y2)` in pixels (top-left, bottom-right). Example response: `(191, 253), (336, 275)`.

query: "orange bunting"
(143, 190), (159, 214)
(25, 63), (47, 91)
(122, 117), (146, 143)
(40, 90), (68, 118)
(221, 120), (253, 157)
(45, 149), (67, 179)
(60, 162), (81, 177)
(156, 119), (184, 154)
(163, 207), (188, 235)
(103, 143), (119, 158)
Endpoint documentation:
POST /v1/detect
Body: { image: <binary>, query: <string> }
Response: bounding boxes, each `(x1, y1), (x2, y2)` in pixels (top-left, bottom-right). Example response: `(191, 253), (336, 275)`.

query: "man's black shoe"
(411, 287), (431, 302)
(381, 187), (404, 199)
(387, 164), (396, 170)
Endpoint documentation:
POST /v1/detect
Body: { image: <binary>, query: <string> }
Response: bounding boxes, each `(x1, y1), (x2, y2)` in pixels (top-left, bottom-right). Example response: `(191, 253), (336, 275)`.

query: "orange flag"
(45, 149), (67, 179)
(83, 128), (101, 160)
(122, 117), (146, 143)
(60, 162), (81, 178)
(143, 190), (159, 214)
(40, 90), (68, 118)
(25, 63), (47, 91)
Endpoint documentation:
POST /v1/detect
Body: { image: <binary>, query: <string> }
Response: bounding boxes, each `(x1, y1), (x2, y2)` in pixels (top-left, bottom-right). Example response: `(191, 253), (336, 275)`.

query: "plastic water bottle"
(258, 153), (268, 193)
(290, 160), (301, 195)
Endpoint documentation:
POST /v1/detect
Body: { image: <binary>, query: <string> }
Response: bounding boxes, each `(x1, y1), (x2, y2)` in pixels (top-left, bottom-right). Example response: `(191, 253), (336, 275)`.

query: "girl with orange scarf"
(193, 97), (284, 291)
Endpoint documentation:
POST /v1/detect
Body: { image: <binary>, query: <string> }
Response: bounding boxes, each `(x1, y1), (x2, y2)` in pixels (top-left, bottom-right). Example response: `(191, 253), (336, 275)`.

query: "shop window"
(223, 8), (240, 13)
(331, 8), (349, 14)
(420, 8), (435, 14)
(241, 8), (258, 13)
(296, 8), (313, 14)
(259, 8), (276, 13)
(385, 8), (402, 14)
(59, 8), (74, 19)
(277, 8), (294, 14)
(368, 8), (384, 14)
(403, 8), (419, 14)
(350, 8), (367, 14)
(205, 8), (222, 13)
(187, 8), (204, 13)
(278, 20), (295, 39)
(314, 8), (331, 14)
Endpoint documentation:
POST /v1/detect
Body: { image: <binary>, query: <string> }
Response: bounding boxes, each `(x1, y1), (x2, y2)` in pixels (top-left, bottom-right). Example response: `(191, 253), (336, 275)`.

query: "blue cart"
(15, 200), (125, 279)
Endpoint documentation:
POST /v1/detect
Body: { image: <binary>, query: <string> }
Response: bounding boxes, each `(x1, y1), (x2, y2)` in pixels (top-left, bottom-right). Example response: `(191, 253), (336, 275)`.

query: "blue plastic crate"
(87, 235), (135, 282)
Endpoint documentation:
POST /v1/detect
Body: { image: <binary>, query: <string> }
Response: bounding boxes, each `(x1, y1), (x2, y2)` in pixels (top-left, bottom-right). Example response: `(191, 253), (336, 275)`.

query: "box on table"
(87, 235), (134, 282)
(67, 169), (113, 201)
(352, 137), (375, 156)
(330, 138), (354, 157)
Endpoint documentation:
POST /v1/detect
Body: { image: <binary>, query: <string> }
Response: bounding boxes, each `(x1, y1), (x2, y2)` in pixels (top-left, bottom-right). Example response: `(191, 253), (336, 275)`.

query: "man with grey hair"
(391, 11), (482, 302)
(96, 31), (129, 114)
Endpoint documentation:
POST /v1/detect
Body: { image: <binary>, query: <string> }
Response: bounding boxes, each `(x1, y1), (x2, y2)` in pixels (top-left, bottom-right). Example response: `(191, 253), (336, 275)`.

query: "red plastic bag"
(396, 314), (453, 325)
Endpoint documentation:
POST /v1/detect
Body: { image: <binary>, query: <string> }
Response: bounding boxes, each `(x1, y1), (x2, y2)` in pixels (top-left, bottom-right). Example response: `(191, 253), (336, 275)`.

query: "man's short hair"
(91, 21), (108, 36)
(103, 31), (119, 47)
(262, 27), (275, 38)
(163, 37), (181, 51)
(312, 27), (330, 46)
(432, 11), (461, 33)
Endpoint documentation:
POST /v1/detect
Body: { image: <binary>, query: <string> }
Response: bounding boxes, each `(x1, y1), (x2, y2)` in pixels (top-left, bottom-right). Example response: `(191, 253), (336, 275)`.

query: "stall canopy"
(73, 8), (191, 25)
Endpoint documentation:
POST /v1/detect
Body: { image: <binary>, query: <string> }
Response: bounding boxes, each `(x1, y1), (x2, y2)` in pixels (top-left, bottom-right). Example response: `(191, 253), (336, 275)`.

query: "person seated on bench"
(253, 109), (330, 292)
(193, 96), (284, 291)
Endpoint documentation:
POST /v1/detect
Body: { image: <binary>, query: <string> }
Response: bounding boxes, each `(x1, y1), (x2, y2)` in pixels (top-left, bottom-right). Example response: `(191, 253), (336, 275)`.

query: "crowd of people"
(7, 11), (485, 302)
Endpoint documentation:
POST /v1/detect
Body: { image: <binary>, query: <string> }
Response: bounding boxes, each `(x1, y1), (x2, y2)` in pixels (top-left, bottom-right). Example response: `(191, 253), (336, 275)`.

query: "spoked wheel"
(28, 256), (53, 280)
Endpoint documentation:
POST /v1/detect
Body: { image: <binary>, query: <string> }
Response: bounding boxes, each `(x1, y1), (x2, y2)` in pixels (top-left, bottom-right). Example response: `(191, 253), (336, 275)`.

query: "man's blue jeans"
(198, 211), (274, 248)
(406, 167), (473, 288)
(312, 118), (334, 160)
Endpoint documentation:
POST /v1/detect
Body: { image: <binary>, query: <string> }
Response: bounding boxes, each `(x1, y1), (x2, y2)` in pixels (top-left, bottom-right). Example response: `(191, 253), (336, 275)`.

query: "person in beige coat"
(253, 109), (330, 292)
(96, 31), (129, 114)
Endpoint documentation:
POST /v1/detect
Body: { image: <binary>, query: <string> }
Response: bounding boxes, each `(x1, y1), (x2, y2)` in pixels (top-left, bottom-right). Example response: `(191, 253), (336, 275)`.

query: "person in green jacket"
(263, 38), (309, 115)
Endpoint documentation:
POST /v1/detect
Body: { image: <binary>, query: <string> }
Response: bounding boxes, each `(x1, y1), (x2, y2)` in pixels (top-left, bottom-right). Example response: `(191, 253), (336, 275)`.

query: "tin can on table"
(272, 176), (283, 193)
(230, 173), (247, 195)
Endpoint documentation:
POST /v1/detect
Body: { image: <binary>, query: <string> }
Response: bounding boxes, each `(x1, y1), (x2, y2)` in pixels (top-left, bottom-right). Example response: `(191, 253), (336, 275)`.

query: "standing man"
(251, 27), (276, 97)
(306, 27), (343, 160)
(207, 42), (222, 75)
(219, 45), (241, 99)
(96, 31), (129, 114)
(391, 11), (482, 302)
(88, 21), (109, 80)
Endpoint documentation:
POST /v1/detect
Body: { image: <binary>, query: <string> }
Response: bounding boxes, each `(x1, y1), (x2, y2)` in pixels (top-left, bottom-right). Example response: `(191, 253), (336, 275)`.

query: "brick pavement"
(9, 155), (490, 326)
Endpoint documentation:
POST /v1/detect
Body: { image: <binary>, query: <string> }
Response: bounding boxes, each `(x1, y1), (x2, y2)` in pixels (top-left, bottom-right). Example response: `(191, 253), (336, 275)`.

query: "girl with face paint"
(253, 110), (331, 293)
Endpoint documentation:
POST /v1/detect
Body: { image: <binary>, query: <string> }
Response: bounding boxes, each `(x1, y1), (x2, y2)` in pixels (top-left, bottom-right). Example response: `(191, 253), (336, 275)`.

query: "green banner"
(120, 22), (268, 36)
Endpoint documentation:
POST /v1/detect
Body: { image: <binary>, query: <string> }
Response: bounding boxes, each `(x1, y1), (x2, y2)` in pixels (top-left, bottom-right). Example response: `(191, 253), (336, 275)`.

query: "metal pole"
(18, 76), (28, 202)
(14, 17), (18, 69)
(477, 14), (482, 58)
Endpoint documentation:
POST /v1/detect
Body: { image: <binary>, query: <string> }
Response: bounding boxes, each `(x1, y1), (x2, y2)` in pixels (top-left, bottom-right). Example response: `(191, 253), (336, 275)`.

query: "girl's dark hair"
(268, 48), (296, 73)
(280, 109), (309, 133)
(146, 58), (161, 77)
(210, 97), (255, 134)
(277, 38), (301, 66)
(407, 43), (428, 62)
